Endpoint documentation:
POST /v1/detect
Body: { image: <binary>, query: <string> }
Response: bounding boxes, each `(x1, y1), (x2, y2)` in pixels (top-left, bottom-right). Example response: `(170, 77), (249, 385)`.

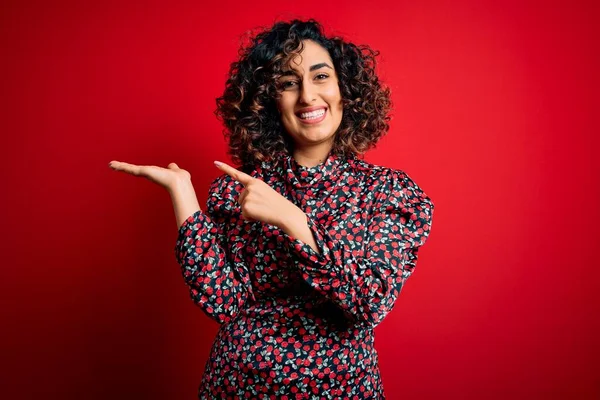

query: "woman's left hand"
(214, 160), (302, 228)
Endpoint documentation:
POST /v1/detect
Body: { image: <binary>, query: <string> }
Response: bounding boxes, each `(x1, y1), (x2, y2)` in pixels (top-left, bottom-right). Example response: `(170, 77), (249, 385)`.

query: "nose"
(298, 81), (317, 105)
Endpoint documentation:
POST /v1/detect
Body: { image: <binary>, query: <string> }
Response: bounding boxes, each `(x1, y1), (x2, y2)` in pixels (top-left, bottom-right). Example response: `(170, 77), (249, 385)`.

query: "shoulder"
(206, 173), (242, 215)
(350, 158), (434, 210)
(349, 157), (403, 185)
(208, 172), (236, 194)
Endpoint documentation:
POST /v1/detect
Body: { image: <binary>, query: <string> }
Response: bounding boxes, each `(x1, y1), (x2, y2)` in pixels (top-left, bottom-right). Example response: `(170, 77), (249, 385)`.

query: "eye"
(315, 73), (329, 80)
(280, 80), (298, 90)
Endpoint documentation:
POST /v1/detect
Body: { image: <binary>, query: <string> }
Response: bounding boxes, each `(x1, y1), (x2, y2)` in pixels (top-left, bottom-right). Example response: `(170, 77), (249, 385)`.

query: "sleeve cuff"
(280, 216), (332, 267)
(175, 210), (213, 264)
(177, 209), (210, 238)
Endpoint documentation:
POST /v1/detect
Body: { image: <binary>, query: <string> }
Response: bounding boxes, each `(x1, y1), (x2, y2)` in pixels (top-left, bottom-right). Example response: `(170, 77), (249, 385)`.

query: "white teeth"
(299, 109), (325, 119)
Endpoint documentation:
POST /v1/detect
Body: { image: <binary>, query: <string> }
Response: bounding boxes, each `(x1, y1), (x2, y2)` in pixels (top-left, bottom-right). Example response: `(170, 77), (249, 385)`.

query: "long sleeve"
(174, 175), (253, 324)
(281, 169), (434, 329)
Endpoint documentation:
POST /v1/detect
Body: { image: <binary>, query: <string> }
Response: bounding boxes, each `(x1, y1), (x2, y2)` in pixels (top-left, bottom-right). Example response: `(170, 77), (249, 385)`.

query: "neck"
(291, 143), (334, 168)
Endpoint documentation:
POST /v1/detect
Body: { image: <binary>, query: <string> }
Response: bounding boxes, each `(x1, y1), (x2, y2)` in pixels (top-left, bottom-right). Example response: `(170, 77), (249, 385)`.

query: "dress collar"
(259, 150), (351, 188)
(286, 151), (344, 187)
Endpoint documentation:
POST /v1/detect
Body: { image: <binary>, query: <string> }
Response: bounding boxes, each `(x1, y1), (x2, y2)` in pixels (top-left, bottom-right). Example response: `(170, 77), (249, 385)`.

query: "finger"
(214, 161), (253, 186)
(109, 160), (124, 170)
(240, 211), (255, 222)
(108, 161), (143, 176)
(239, 188), (248, 204)
(167, 162), (179, 169)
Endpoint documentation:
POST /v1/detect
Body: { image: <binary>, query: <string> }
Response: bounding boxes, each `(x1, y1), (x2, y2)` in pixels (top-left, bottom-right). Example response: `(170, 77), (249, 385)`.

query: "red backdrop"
(1, 0), (598, 398)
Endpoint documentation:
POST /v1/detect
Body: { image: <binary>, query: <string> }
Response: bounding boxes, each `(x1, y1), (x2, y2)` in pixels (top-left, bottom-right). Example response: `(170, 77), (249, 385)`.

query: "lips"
(295, 107), (327, 125)
(295, 106), (327, 119)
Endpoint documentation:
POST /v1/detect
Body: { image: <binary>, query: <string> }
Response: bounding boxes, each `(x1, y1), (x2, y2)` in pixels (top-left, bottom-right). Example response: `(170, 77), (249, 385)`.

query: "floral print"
(174, 151), (434, 399)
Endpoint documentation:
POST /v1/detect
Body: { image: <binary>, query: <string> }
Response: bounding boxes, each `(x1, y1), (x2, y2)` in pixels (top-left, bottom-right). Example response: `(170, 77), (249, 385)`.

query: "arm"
(169, 177), (201, 229)
(279, 209), (321, 256)
(173, 175), (253, 324)
(279, 169), (435, 329)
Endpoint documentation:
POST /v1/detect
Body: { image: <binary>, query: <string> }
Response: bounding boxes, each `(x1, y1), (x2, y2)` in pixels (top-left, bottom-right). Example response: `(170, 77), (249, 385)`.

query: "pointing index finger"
(214, 161), (253, 186)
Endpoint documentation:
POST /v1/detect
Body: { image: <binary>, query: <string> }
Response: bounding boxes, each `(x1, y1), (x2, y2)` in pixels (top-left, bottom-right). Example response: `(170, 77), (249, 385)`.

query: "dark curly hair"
(215, 19), (392, 169)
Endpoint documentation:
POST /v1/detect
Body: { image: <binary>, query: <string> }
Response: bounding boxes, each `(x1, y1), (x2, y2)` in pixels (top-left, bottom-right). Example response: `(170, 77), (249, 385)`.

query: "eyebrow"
(309, 62), (333, 71)
(281, 62), (333, 76)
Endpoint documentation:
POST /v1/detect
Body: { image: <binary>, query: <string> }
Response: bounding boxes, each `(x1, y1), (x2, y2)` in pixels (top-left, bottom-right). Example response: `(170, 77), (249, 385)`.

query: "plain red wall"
(1, 0), (598, 398)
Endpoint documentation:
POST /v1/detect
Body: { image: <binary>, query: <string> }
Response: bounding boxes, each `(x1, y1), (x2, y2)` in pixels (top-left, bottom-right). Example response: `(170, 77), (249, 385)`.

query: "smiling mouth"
(296, 107), (327, 123)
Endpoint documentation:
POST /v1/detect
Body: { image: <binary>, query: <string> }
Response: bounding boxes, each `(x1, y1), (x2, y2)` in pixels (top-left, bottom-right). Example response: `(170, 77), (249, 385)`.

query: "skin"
(108, 39), (344, 254)
(277, 39), (343, 168)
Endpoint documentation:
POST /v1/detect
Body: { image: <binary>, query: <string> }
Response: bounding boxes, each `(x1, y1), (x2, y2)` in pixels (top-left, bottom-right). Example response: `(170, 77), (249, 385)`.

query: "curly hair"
(215, 19), (392, 169)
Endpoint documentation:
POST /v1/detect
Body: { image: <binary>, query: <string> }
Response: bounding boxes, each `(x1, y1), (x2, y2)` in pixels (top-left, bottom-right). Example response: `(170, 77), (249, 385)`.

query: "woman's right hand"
(108, 161), (191, 192)
(109, 160), (201, 228)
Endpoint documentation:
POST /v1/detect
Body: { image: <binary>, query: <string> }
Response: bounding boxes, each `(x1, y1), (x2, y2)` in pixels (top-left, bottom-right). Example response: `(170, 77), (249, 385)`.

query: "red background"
(1, 0), (598, 398)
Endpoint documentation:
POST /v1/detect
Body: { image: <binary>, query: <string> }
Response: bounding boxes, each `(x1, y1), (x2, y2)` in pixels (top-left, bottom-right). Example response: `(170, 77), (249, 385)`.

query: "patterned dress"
(174, 151), (435, 399)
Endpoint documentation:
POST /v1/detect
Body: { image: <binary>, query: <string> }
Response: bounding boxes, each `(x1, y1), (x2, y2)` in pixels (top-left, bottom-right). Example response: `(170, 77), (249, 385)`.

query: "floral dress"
(174, 151), (435, 399)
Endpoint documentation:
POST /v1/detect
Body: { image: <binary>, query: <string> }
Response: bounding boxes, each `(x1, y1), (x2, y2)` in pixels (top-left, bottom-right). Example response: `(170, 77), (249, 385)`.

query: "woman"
(109, 19), (434, 399)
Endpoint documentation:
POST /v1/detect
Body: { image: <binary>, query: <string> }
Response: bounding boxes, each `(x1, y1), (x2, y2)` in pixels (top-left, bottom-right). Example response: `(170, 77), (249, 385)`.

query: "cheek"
(324, 86), (342, 108)
(278, 97), (296, 117)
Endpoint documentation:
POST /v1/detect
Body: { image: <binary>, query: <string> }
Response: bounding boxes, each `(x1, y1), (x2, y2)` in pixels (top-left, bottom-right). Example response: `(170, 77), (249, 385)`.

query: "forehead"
(286, 40), (332, 69)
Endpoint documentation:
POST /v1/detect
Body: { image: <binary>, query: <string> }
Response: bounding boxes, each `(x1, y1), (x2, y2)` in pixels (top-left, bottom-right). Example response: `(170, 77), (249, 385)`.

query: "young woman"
(109, 19), (434, 399)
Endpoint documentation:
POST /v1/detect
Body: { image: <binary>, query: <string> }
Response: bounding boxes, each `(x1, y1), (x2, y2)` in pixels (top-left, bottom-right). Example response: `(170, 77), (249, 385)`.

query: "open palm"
(108, 160), (190, 191)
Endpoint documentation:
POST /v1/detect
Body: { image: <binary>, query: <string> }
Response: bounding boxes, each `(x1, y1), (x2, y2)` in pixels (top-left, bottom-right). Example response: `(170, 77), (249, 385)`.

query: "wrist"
(168, 175), (194, 197)
(279, 205), (306, 232)
(169, 177), (201, 228)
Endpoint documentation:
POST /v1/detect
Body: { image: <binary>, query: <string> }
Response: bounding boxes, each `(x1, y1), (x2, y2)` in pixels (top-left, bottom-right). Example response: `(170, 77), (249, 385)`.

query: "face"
(276, 40), (343, 150)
